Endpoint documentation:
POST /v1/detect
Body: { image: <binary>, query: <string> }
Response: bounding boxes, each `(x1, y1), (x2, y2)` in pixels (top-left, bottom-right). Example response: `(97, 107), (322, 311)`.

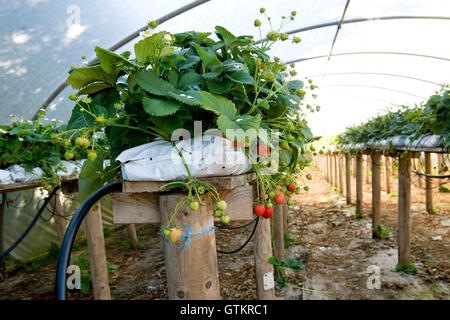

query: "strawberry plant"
(58, 9), (315, 236)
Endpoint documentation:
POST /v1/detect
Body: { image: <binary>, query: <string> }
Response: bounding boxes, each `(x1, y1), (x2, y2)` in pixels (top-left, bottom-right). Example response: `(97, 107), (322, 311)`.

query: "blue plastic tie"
(160, 223), (215, 251)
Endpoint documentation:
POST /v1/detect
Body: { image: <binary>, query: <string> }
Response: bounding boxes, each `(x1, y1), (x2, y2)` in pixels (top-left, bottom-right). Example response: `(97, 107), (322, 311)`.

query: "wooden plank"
(160, 193), (220, 300)
(424, 152), (433, 214)
(112, 186), (254, 224)
(437, 154), (443, 173)
(254, 217), (275, 300)
(49, 190), (67, 245)
(355, 154), (363, 215)
(371, 152), (381, 238)
(85, 203), (111, 300)
(122, 172), (256, 193)
(112, 192), (160, 224)
(333, 153), (338, 188)
(345, 154), (351, 205)
(398, 154), (411, 267)
(384, 156), (391, 194)
(353, 156), (357, 178)
(0, 176), (78, 193)
(416, 157), (423, 187)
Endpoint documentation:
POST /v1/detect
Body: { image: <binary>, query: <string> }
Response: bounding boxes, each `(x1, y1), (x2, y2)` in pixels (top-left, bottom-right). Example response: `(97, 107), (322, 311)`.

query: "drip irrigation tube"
(55, 182), (122, 300)
(0, 187), (59, 261)
(216, 217), (259, 255)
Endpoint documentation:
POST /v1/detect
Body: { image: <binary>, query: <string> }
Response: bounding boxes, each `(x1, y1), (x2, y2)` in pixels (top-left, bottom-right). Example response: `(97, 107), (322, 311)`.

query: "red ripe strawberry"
(234, 140), (245, 147)
(257, 143), (270, 156)
(287, 183), (296, 192)
(253, 204), (266, 217)
(275, 195), (285, 204)
(263, 207), (274, 219)
(8, 199), (14, 204)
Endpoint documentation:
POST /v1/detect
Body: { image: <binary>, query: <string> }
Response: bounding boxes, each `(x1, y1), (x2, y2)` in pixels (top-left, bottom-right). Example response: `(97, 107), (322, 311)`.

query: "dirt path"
(289, 167), (449, 300)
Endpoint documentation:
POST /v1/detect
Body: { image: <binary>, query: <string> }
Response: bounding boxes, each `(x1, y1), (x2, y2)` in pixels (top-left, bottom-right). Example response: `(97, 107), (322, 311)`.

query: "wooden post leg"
(372, 152), (381, 238)
(424, 152), (433, 214)
(365, 155), (370, 184)
(127, 224), (139, 248)
(85, 203), (111, 300)
(254, 217), (275, 300)
(345, 154), (351, 205)
(384, 156), (391, 195)
(398, 154), (411, 267)
(437, 154), (442, 174)
(273, 203), (285, 260)
(353, 157), (357, 178)
(283, 201), (288, 233)
(391, 157), (395, 176)
(159, 193), (220, 300)
(416, 157), (422, 187)
(49, 190), (67, 245)
(338, 154), (344, 195)
(333, 153), (338, 188)
(0, 193), (5, 253)
(326, 154), (330, 182)
(355, 154), (363, 215)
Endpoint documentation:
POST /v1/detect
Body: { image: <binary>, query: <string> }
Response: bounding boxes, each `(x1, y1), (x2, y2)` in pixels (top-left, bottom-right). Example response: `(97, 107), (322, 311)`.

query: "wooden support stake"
(391, 157), (395, 175)
(424, 152), (433, 214)
(127, 224), (139, 248)
(372, 152), (381, 238)
(437, 153), (443, 174)
(333, 153), (338, 188)
(85, 203), (111, 300)
(353, 157), (357, 178)
(355, 154), (363, 215)
(338, 154), (344, 195)
(398, 154), (411, 267)
(49, 190), (67, 245)
(283, 202), (288, 233)
(254, 217), (275, 299)
(345, 154), (351, 205)
(327, 153), (331, 182)
(384, 156), (391, 195)
(160, 193), (220, 300)
(273, 203), (285, 260)
(0, 193), (5, 253)
(416, 157), (422, 187)
(365, 155), (370, 184)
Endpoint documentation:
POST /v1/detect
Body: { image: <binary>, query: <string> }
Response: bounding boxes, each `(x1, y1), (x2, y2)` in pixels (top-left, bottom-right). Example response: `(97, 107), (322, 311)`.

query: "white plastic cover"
(116, 135), (251, 181)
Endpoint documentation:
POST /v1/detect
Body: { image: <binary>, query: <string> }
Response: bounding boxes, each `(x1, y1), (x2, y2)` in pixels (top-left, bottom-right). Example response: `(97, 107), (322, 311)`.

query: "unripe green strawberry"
(95, 115), (106, 125)
(69, 94), (78, 101)
(220, 214), (230, 224)
(197, 186), (205, 194)
(304, 186), (309, 191)
(268, 191), (275, 199)
(64, 151), (74, 160)
(149, 20), (158, 29)
(82, 137), (90, 148)
(306, 173), (312, 180)
(260, 7), (265, 13)
(163, 228), (171, 236)
(287, 199), (294, 206)
(280, 33), (289, 41)
(291, 11), (297, 16)
(189, 201), (199, 211)
(288, 134), (294, 141)
(169, 227), (182, 243)
(266, 202), (273, 208)
(213, 209), (223, 218)
(295, 187), (300, 194)
(280, 64), (287, 71)
(254, 19), (261, 27)
(216, 200), (227, 211)
(281, 141), (289, 150)
(293, 36), (302, 43)
(87, 150), (97, 162)
(63, 139), (71, 147)
(265, 71), (274, 81)
(75, 137), (84, 147)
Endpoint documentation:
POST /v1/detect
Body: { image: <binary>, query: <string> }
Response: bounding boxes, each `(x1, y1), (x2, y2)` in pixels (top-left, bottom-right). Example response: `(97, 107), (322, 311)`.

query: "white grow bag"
(116, 135), (251, 181)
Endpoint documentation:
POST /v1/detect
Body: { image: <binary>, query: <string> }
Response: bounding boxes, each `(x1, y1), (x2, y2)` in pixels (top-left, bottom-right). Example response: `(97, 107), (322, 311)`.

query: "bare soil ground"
(0, 167), (448, 300)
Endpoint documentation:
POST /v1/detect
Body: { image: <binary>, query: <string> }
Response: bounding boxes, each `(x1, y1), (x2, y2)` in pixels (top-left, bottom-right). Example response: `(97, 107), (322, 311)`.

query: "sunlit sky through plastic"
(0, 0), (449, 137)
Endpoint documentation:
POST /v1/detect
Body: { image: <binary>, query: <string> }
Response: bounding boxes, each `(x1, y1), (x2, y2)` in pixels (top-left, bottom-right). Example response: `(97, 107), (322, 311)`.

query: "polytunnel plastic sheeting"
(1, 190), (114, 263)
(0, 0), (449, 125)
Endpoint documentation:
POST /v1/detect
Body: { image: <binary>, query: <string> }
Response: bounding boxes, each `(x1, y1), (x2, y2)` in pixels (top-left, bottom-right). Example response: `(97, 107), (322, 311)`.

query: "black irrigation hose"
(0, 187), (60, 261)
(55, 182), (122, 300)
(215, 217), (258, 230)
(216, 217), (259, 255)
(411, 169), (450, 179)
